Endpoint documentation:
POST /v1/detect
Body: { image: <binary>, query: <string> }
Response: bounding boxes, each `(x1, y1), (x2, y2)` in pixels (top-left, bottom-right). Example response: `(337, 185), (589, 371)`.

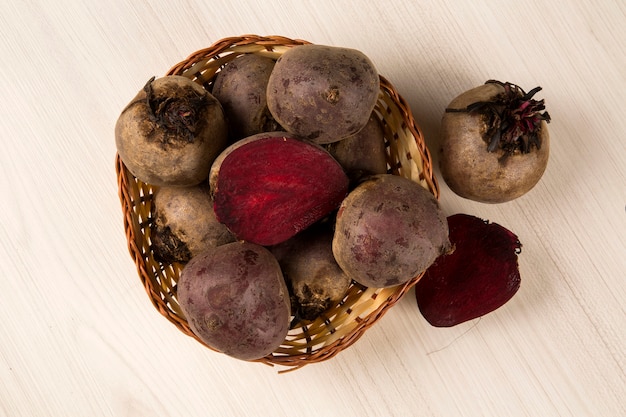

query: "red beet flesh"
(415, 213), (522, 327)
(213, 135), (349, 246)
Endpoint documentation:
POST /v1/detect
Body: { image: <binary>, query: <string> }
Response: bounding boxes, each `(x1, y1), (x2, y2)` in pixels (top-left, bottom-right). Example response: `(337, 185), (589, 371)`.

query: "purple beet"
(212, 133), (349, 246)
(415, 213), (522, 327)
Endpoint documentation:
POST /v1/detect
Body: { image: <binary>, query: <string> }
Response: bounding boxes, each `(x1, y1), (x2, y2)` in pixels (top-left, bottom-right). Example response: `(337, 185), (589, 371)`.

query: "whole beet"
(325, 113), (388, 184)
(115, 76), (228, 186)
(266, 44), (380, 144)
(271, 224), (351, 322)
(212, 54), (280, 141)
(333, 174), (451, 288)
(150, 184), (235, 264)
(440, 80), (550, 203)
(177, 241), (291, 361)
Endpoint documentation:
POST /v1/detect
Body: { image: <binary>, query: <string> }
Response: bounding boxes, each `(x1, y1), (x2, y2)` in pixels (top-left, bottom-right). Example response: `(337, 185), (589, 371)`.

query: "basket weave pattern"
(116, 35), (438, 371)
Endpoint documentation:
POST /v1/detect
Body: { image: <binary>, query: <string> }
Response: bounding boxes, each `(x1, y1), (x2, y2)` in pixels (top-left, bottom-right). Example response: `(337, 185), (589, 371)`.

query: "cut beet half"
(415, 213), (522, 327)
(213, 134), (349, 246)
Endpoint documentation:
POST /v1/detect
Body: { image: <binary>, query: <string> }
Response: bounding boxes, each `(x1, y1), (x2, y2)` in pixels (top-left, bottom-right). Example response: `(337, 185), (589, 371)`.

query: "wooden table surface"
(1, 1), (624, 416)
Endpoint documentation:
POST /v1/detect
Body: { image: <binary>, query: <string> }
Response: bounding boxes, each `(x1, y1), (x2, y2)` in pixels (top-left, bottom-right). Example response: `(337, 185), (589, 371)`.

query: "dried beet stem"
(445, 80), (551, 158)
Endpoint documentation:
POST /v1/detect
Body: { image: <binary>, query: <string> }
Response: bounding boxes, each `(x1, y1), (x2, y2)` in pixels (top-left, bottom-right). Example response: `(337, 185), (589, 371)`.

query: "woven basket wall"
(116, 35), (439, 372)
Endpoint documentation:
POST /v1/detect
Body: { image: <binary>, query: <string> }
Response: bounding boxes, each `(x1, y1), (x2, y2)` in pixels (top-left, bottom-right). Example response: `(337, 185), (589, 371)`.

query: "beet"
(325, 113), (388, 184)
(115, 76), (228, 187)
(415, 213), (522, 327)
(440, 80), (550, 203)
(266, 44), (380, 144)
(332, 174), (451, 288)
(177, 241), (290, 360)
(212, 54), (280, 141)
(150, 184), (235, 264)
(270, 223), (351, 322)
(212, 134), (349, 246)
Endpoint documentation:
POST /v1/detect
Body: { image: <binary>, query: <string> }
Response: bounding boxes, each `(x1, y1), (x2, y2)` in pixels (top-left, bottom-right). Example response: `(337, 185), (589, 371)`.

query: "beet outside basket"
(115, 35), (439, 372)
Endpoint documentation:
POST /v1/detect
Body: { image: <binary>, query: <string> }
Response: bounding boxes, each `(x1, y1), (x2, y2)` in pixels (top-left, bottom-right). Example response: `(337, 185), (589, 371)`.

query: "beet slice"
(213, 134), (349, 246)
(415, 213), (522, 327)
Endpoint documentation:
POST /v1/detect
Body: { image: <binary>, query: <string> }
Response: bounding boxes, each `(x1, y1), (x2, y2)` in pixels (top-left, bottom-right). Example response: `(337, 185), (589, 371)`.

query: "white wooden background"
(1, 1), (624, 416)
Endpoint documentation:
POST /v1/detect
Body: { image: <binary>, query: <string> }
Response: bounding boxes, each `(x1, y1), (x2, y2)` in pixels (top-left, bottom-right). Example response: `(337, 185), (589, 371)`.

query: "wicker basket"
(115, 35), (439, 372)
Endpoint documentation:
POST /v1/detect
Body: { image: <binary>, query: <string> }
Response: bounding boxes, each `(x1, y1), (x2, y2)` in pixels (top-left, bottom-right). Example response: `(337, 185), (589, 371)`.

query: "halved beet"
(415, 213), (522, 327)
(212, 133), (349, 246)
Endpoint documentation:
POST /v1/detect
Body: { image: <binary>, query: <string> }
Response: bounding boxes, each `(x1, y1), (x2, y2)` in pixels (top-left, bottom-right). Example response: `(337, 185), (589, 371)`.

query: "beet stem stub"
(445, 80), (550, 156)
(144, 76), (208, 143)
(213, 135), (349, 246)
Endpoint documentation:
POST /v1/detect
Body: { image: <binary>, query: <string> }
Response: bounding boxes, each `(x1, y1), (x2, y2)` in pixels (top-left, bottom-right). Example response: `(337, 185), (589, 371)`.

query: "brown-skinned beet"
(270, 224), (351, 322)
(440, 80), (550, 203)
(211, 133), (349, 246)
(415, 213), (522, 327)
(325, 113), (388, 184)
(150, 184), (235, 264)
(115, 75), (228, 186)
(212, 54), (281, 141)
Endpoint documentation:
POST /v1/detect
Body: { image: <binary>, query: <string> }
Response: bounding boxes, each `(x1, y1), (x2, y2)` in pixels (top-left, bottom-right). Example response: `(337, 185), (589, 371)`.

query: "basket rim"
(116, 34), (439, 372)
